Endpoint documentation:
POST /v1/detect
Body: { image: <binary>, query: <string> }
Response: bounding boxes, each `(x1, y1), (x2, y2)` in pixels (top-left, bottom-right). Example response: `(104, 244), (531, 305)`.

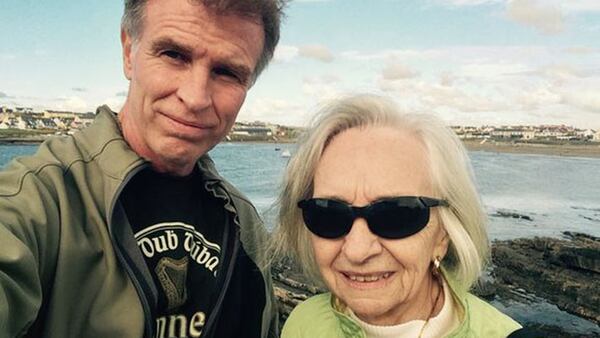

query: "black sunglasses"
(297, 196), (448, 239)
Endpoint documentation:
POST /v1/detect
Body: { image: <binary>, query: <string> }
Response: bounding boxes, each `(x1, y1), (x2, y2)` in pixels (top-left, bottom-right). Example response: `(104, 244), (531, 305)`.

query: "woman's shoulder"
(289, 293), (333, 318)
(281, 293), (345, 338)
(461, 292), (522, 336)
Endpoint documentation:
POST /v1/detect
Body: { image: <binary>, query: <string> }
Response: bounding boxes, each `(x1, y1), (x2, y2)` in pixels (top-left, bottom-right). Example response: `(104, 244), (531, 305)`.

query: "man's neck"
(118, 107), (196, 177)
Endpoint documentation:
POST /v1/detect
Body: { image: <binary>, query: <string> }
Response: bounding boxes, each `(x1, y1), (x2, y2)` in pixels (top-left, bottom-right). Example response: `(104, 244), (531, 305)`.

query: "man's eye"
(213, 67), (240, 82)
(161, 50), (186, 62)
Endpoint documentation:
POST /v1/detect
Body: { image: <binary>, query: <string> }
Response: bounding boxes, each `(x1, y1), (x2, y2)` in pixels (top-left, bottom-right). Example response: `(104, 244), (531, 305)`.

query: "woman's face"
(310, 126), (449, 325)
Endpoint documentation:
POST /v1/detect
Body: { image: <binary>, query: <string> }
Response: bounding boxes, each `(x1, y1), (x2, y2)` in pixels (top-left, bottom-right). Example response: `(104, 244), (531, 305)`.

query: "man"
(0, 0), (285, 337)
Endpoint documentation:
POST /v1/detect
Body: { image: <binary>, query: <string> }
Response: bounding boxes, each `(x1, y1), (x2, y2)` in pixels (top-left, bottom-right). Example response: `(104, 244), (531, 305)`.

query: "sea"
(2, 142), (600, 334)
(2, 142), (598, 239)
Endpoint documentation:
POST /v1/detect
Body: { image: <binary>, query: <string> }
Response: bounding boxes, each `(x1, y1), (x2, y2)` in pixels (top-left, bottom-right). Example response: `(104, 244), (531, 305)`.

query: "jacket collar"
(76, 105), (147, 181)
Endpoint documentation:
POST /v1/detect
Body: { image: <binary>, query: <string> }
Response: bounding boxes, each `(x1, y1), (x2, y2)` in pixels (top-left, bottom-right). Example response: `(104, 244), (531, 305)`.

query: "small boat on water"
(281, 149), (291, 158)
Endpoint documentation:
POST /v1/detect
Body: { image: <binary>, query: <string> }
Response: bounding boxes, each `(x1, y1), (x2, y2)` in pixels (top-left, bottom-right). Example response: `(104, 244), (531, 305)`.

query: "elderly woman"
(272, 95), (523, 337)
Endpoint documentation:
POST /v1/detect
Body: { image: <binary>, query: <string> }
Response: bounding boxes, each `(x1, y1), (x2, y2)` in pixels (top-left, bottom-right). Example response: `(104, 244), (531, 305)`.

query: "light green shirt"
(282, 276), (521, 338)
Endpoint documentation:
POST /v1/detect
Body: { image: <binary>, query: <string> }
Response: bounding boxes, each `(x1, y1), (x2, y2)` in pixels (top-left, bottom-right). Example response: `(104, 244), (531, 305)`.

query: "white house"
(592, 130), (600, 142)
(16, 116), (36, 130)
(71, 114), (95, 130)
(521, 130), (536, 140)
(491, 128), (523, 138)
(579, 129), (595, 138)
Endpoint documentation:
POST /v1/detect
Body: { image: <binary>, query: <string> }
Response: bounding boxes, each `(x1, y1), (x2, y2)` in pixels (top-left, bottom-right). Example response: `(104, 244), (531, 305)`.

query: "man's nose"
(340, 218), (383, 264)
(177, 66), (212, 113)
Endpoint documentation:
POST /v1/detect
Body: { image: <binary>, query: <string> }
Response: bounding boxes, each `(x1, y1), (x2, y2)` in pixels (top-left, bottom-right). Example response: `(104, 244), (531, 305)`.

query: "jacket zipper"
(200, 181), (241, 337)
(106, 162), (156, 338)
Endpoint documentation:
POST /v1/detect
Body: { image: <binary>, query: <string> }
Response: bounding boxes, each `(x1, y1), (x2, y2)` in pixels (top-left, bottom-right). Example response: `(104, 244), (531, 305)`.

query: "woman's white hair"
(270, 94), (489, 291)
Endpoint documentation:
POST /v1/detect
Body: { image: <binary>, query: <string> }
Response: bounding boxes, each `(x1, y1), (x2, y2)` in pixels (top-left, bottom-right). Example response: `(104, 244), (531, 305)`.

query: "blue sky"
(1, 0), (600, 128)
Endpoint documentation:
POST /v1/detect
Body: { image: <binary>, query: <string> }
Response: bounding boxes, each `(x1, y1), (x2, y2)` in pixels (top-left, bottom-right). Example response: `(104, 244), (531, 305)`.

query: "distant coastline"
(463, 140), (600, 158)
(2, 135), (600, 159)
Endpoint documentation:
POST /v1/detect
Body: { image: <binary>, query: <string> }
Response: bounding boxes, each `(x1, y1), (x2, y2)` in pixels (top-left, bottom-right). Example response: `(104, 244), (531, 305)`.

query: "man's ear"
(121, 28), (134, 80)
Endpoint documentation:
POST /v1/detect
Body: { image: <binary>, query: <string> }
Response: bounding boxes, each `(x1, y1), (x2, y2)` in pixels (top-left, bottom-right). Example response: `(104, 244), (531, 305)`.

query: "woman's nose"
(340, 217), (383, 264)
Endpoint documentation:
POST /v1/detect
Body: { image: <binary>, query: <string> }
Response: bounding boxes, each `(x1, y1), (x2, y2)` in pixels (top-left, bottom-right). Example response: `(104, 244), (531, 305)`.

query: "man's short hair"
(122, 0), (286, 80)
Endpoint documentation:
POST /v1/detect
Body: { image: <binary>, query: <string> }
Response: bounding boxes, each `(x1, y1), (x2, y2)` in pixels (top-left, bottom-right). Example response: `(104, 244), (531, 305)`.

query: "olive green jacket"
(0, 106), (278, 338)
(281, 275), (521, 338)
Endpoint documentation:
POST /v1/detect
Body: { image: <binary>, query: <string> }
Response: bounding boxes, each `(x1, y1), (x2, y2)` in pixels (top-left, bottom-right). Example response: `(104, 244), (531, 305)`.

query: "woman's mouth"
(345, 272), (393, 282)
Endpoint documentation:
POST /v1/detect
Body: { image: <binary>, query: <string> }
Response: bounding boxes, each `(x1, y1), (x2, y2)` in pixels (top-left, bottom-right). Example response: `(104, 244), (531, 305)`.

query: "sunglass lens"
(369, 201), (430, 239)
(302, 200), (352, 238)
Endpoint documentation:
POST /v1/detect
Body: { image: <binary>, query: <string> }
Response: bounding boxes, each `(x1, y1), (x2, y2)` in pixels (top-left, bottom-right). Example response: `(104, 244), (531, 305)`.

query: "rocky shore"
(491, 232), (599, 334)
(272, 232), (600, 337)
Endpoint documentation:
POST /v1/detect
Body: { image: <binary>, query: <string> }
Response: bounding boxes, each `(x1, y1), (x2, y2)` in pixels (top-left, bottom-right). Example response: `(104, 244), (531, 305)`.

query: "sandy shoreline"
(463, 140), (600, 158)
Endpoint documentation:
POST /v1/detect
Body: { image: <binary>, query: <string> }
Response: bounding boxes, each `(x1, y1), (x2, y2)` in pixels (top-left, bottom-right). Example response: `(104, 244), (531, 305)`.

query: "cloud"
(515, 86), (562, 110)
(116, 90), (128, 97)
(439, 73), (456, 87)
(436, 0), (502, 6)
(341, 46), (555, 68)
(298, 45), (335, 63)
(510, 64), (590, 86)
(34, 50), (49, 57)
(506, 0), (564, 35)
(346, 43), (600, 127)
(459, 62), (531, 79)
(273, 44), (335, 63)
(56, 96), (88, 112)
(561, 1), (600, 12)
(303, 74), (341, 85)
(239, 97), (308, 126)
(424, 85), (508, 113)
(0, 91), (16, 100)
(302, 82), (340, 101)
(104, 95), (126, 112)
(72, 87), (87, 92)
(301, 75), (345, 101)
(377, 78), (508, 113)
(342, 49), (442, 62)
(561, 89), (600, 113)
(563, 47), (597, 55)
(0, 53), (17, 61)
(536, 64), (584, 83)
(437, 0), (600, 12)
(381, 63), (419, 80)
(273, 45), (299, 62)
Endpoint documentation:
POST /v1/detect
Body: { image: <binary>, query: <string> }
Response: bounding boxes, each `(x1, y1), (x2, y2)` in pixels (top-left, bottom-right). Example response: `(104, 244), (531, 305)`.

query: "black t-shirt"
(121, 167), (225, 337)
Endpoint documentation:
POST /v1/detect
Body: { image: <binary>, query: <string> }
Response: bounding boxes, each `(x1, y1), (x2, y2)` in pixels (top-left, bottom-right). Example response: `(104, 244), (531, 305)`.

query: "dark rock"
(491, 232), (600, 324)
(557, 247), (600, 273)
(472, 279), (497, 300)
(271, 257), (325, 324)
(492, 210), (533, 221)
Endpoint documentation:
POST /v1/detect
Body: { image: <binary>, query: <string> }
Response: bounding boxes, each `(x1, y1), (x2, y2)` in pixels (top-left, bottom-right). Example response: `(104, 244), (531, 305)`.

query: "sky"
(1, 0), (600, 129)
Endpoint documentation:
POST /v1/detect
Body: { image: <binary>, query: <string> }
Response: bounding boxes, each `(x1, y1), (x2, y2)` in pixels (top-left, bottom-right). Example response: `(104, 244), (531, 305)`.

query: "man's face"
(120, 0), (264, 175)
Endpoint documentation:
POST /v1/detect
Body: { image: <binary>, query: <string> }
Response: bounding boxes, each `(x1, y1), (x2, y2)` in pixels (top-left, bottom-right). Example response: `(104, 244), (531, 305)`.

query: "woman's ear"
(433, 222), (450, 259)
